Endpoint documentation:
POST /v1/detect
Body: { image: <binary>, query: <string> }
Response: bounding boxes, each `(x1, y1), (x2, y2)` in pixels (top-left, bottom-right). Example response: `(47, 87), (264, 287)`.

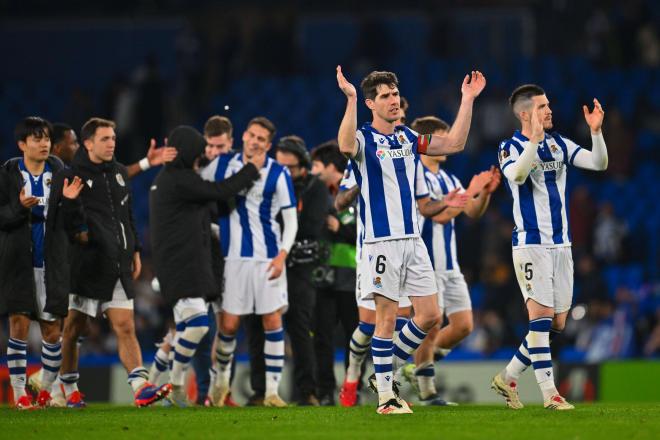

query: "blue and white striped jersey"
(201, 153), (296, 261)
(18, 160), (52, 268)
(419, 166), (463, 272)
(498, 130), (585, 248)
(352, 123), (429, 243)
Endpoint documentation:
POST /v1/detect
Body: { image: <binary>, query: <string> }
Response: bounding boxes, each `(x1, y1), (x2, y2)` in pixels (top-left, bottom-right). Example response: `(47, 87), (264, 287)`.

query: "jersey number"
(524, 263), (533, 281)
(376, 255), (387, 274)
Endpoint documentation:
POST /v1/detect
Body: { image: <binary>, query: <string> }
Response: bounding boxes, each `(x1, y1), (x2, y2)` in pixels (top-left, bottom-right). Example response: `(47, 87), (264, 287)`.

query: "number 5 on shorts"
(376, 255), (386, 274)
(524, 262), (533, 280)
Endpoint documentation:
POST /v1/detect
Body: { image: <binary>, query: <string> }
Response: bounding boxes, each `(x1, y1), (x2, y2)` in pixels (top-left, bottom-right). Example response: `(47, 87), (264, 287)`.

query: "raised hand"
(530, 105), (545, 143)
(444, 188), (469, 209)
(146, 138), (178, 166)
(19, 188), (39, 208)
(485, 166), (502, 194)
(336, 65), (357, 99)
(461, 71), (486, 101)
(468, 170), (493, 195)
(62, 176), (84, 200)
(583, 98), (605, 134)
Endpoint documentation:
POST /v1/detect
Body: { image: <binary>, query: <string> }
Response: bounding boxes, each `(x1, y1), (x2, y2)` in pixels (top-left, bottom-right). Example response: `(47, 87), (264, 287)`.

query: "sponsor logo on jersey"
(376, 148), (414, 161)
(373, 276), (382, 289)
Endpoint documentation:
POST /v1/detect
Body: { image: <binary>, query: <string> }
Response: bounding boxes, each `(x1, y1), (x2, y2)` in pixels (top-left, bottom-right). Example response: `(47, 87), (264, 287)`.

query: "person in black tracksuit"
(149, 125), (260, 405)
(246, 136), (331, 405)
(54, 117), (169, 407)
(0, 117), (75, 408)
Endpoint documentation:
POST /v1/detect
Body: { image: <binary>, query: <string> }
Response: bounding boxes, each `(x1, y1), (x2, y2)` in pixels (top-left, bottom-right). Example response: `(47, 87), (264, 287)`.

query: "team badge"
(550, 144), (558, 153)
(398, 134), (407, 144)
(373, 277), (382, 289)
(499, 150), (509, 162)
(526, 283), (533, 295)
(45, 178), (51, 187)
(86, 179), (93, 188)
(116, 173), (125, 187)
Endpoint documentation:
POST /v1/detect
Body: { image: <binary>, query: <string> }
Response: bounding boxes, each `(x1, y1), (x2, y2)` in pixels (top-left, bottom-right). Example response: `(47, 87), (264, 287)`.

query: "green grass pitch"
(2, 403), (659, 440)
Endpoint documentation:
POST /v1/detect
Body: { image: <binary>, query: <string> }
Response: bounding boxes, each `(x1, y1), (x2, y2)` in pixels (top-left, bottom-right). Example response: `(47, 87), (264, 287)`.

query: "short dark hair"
(247, 116), (276, 142)
(204, 115), (233, 138)
(360, 71), (399, 100)
(81, 117), (116, 142)
(509, 84), (546, 111)
(410, 116), (450, 135)
(311, 140), (348, 173)
(400, 96), (409, 113)
(52, 123), (74, 146)
(15, 116), (52, 143)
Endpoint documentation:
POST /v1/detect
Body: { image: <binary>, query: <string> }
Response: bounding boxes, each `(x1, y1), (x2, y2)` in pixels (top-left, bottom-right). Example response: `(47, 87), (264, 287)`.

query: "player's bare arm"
(418, 71), (486, 157)
(335, 185), (360, 211)
(336, 66), (359, 158)
(463, 170), (493, 218)
(418, 189), (468, 218)
(572, 98), (608, 171)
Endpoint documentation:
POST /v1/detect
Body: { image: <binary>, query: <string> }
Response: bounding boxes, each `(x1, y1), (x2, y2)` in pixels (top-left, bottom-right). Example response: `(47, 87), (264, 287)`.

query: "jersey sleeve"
(414, 160), (430, 199)
(339, 162), (357, 190)
(498, 140), (521, 173)
(275, 168), (297, 210)
(353, 130), (366, 162)
(200, 157), (219, 182)
(559, 135), (586, 166)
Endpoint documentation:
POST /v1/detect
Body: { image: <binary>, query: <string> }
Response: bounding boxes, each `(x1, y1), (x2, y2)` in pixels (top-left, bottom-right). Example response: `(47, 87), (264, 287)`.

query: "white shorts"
(68, 280), (134, 318)
(512, 246), (574, 314)
(34, 268), (57, 322)
(173, 298), (208, 324)
(359, 237), (437, 303)
(355, 275), (412, 311)
(220, 259), (288, 315)
(435, 271), (471, 316)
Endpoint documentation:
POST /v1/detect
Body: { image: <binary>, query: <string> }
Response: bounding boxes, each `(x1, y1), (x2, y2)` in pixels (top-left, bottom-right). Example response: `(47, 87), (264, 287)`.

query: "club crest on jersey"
(86, 179), (93, 188)
(526, 283), (533, 295)
(499, 149), (509, 161)
(373, 276), (382, 289)
(45, 178), (51, 187)
(115, 173), (125, 187)
(550, 144), (559, 153)
(398, 134), (407, 144)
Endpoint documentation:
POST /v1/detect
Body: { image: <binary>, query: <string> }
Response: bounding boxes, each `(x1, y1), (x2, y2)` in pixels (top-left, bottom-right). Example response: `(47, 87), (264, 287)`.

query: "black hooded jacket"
(0, 155), (71, 317)
(51, 147), (140, 301)
(149, 126), (260, 305)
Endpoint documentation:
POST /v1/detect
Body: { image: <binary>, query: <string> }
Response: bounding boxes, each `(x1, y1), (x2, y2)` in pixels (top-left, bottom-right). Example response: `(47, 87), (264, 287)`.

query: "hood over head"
(167, 125), (206, 169)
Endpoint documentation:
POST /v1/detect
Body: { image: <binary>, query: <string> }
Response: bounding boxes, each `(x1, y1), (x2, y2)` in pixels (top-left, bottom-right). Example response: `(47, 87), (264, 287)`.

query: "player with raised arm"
(400, 116), (500, 404)
(490, 85), (608, 410)
(336, 66), (485, 414)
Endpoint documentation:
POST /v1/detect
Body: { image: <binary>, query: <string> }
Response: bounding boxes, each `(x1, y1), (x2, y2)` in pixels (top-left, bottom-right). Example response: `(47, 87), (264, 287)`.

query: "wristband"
(138, 157), (151, 171)
(417, 134), (431, 155)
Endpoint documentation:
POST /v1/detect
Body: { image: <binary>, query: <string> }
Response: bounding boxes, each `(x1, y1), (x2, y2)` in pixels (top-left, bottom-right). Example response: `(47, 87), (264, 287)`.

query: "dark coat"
(51, 147), (140, 301)
(149, 126), (260, 305)
(0, 155), (70, 318)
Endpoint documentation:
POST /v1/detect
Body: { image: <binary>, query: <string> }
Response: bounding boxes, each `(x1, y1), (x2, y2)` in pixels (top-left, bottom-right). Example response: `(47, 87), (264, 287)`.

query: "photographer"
(246, 135), (331, 406)
(309, 141), (358, 405)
